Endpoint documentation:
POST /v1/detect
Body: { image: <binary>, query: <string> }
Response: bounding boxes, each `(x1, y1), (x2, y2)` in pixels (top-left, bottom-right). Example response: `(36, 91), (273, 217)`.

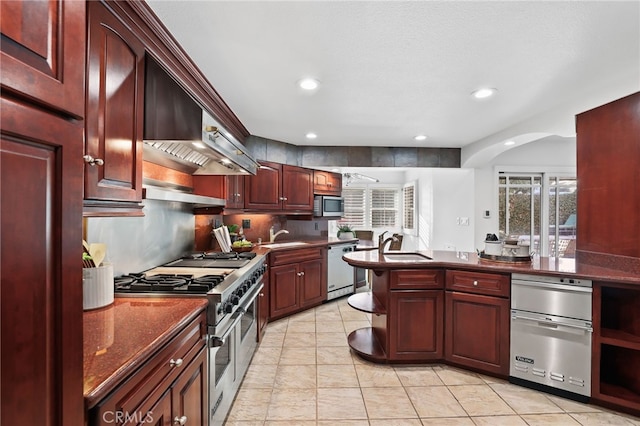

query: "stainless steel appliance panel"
(510, 310), (592, 397)
(511, 274), (592, 320)
(327, 243), (356, 300)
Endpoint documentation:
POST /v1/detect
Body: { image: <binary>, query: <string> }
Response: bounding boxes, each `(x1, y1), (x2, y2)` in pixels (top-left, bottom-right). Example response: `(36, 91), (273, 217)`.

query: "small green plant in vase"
(337, 224), (355, 240)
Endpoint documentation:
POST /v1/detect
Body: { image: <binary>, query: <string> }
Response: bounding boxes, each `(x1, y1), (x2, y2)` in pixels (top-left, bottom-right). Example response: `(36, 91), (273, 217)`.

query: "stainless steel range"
(114, 251), (267, 426)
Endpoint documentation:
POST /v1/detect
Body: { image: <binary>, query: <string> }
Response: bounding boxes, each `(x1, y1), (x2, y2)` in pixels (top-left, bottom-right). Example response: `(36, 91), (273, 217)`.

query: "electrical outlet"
(242, 219), (251, 229)
(314, 222), (318, 231)
(460, 217), (469, 226)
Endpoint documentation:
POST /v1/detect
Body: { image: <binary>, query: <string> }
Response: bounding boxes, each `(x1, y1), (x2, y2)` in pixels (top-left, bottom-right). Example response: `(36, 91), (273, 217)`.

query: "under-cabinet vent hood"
(143, 184), (225, 208)
(143, 56), (258, 175)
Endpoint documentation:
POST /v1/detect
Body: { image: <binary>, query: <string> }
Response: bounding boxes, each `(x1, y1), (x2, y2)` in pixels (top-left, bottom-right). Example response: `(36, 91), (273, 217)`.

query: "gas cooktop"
(114, 272), (228, 294)
(164, 251), (257, 268)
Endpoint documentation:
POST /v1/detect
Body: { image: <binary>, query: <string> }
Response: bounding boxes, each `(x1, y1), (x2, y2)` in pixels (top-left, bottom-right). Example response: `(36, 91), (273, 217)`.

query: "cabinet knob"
(473, 280), (478, 286)
(259, 293), (265, 297)
(83, 155), (104, 166)
(169, 358), (183, 367)
(173, 416), (188, 425)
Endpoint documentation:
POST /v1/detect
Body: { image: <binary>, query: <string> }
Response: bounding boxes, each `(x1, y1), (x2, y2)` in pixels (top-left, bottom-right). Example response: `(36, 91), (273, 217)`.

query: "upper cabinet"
(84, 1), (145, 215)
(314, 170), (342, 196)
(0, 0), (86, 118)
(576, 91), (640, 271)
(244, 162), (314, 212)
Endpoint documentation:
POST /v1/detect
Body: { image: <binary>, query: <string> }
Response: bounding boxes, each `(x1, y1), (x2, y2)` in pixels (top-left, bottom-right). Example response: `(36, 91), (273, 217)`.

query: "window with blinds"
(342, 188), (366, 227)
(370, 189), (398, 227)
(403, 183), (415, 231)
(341, 186), (401, 229)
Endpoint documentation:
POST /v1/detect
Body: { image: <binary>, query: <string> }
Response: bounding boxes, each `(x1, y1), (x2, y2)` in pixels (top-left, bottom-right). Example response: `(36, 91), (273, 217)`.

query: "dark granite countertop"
(83, 297), (208, 408)
(343, 249), (640, 286)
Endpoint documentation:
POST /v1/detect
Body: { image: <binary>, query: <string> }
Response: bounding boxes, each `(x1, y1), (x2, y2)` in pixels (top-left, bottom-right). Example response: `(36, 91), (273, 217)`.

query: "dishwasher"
(510, 273), (593, 401)
(326, 242), (356, 300)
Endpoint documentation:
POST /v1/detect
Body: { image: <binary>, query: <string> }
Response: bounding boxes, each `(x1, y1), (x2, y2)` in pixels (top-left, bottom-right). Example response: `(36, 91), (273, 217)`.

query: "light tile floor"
(227, 297), (640, 425)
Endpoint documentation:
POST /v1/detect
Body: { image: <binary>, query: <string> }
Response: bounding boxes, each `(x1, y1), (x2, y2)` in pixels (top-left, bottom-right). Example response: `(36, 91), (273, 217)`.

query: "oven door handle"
(511, 313), (593, 332)
(238, 282), (264, 311)
(210, 311), (243, 347)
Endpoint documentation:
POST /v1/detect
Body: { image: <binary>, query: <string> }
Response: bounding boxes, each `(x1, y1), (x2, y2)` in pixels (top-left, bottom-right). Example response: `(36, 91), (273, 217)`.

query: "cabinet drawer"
(390, 269), (444, 290)
(94, 312), (206, 422)
(270, 247), (324, 266)
(446, 270), (510, 297)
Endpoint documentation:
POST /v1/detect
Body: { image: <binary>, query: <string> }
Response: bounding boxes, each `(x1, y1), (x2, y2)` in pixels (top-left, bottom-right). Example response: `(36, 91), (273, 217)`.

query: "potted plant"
(337, 224), (355, 240)
(226, 224), (240, 242)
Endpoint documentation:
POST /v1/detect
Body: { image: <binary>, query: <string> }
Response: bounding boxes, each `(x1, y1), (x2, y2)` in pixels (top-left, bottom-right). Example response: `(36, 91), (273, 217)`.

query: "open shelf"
(348, 327), (386, 362)
(348, 292), (385, 315)
(601, 287), (640, 341)
(596, 343), (640, 411)
(601, 328), (640, 351)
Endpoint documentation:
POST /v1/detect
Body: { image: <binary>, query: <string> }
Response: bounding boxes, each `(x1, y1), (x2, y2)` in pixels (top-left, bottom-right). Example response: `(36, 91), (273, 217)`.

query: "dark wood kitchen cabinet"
(244, 161), (314, 212)
(313, 170), (343, 195)
(1, 1), (86, 425)
(576, 91), (640, 271)
(226, 175), (246, 209)
(90, 311), (208, 426)
(445, 270), (510, 376)
(592, 282), (640, 415)
(83, 0), (145, 216)
(348, 269), (444, 362)
(388, 270), (444, 361)
(269, 247), (326, 320)
(0, 0), (86, 119)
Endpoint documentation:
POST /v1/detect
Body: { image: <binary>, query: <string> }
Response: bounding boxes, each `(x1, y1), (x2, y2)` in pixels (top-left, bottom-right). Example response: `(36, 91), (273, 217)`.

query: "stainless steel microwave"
(313, 195), (344, 217)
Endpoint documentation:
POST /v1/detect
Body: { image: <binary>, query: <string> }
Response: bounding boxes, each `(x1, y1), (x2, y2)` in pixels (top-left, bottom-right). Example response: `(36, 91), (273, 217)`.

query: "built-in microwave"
(313, 195), (344, 217)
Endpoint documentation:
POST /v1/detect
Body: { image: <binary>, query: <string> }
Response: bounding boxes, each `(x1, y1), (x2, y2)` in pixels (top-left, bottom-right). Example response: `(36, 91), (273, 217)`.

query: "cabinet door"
(85, 1), (144, 204)
(314, 170), (342, 195)
(270, 264), (300, 318)
(172, 347), (207, 426)
(0, 0), (85, 118)
(1, 99), (84, 425)
(445, 291), (510, 376)
(389, 290), (443, 361)
(244, 161), (281, 210)
(227, 175), (245, 209)
(282, 165), (314, 211)
(299, 260), (325, 307)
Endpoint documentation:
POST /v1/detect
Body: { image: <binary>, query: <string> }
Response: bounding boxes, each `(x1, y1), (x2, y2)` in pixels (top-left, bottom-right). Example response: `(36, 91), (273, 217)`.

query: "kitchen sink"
(261, 241), (310, 248)
(383, 252), (433, 262)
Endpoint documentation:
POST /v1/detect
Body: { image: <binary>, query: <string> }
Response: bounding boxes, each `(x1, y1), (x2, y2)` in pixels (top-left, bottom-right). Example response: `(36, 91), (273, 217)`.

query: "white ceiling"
(146, 1), (639, 161)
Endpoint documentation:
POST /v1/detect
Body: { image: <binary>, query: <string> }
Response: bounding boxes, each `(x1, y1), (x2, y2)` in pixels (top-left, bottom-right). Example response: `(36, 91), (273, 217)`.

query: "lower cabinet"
(90, 312), (207, 426)
(445, 270), (510, 376)
(389, 290), (443, 361)
(269, 247), (326, 320)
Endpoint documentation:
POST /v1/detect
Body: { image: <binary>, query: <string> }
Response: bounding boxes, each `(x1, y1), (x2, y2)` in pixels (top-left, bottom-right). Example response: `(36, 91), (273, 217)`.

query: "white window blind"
(403, 183), (415, 230)
(371, 189), (398, 227)
(342, 188), (366, 227)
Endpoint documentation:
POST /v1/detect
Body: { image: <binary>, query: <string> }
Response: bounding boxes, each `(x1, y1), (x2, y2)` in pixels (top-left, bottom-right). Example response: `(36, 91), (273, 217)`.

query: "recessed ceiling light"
(414, 135), (427, 141)
(471, 88), (497, 99)
(305, 132), (317, 139)
(504, 140), (515, 146)
(299, 78), (320, 90)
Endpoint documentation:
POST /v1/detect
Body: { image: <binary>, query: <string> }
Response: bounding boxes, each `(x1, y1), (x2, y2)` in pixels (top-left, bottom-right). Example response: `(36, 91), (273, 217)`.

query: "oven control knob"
(245, 279), (252, 288)
(224, 303), (233, 313)
(231, 295), (240, 305)
(236, 288), (244, 297)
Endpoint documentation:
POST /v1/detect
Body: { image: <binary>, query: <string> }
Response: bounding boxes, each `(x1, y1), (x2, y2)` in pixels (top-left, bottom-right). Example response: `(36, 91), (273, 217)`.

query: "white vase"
(338, 231), (355, 240)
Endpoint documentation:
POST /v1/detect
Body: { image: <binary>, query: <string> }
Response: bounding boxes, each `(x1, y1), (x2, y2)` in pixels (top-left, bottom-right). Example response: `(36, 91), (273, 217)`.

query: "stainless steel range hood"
(143, 56), (258, 175)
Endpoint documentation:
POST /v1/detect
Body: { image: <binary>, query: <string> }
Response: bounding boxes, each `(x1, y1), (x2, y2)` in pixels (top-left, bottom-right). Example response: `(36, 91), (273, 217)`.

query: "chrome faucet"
(269, 226), (289, 243)
(378, 231), (398, 255)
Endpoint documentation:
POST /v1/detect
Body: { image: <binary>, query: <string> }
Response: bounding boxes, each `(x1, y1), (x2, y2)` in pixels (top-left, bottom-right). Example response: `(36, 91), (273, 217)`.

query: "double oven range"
(115, 251), (267, 425)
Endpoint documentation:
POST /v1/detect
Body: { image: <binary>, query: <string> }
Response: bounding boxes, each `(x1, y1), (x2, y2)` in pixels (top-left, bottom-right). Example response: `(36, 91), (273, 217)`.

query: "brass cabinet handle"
(83, 155), (104, 166)
(169, 358), (183, 367)
(173, 416), (187, 425)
